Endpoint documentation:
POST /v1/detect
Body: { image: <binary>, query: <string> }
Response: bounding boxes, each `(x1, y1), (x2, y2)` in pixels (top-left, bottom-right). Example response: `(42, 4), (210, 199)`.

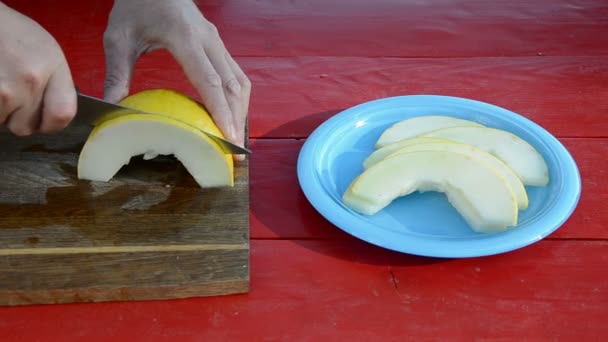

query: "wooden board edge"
(0, 280), (250, 306)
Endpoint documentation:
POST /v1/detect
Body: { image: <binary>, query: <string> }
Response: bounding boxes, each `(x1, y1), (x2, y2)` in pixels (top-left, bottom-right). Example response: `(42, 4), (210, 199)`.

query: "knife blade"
(75, 92), (251, 155)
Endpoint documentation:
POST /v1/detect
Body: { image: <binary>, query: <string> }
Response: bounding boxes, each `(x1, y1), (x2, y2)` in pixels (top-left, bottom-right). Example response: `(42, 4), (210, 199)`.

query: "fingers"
(1, 73), (44, 136)
(205, 44), (242, 141)
(0, 3), (76, 136)
(171, 35), (251, 163)
(226, 55), (251, 137)
(170, 42), (236, 143)
(225, 54), (251, 161)
(0, 81), (19, 125)
(0, 66), (45, 134)
(103, 30), (136, 103)
(4, 89), (42, 136)
(0, 62), (75, 136)
(39, 62), (77, 134)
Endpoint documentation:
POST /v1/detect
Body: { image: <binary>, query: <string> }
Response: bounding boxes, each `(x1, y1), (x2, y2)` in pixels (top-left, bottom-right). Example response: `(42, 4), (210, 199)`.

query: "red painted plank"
(3, 2), (604, 138)
(241, 56), (608, 138)
(250, 138), (607, 240)
(5, 0), (608, 57)
(249, 139), (348, 240)
(209, 0), (608, 57)
(560, 138), (608, 239)
(1, 240), (606, 340)
(55, 55), (608, 139)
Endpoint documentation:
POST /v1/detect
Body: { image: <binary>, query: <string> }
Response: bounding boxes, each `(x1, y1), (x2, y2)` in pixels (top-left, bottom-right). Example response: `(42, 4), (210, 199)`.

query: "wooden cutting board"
(0, 119), (249, 306)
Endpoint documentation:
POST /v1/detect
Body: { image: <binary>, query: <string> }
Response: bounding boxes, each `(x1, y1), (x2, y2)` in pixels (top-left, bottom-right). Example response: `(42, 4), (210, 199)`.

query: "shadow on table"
(249, 110), (450, 267)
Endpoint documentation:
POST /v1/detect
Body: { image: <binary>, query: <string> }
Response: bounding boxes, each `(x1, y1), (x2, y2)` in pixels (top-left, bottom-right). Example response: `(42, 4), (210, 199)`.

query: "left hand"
(102, 0), (250, 158)
(0, 3), (77, 136)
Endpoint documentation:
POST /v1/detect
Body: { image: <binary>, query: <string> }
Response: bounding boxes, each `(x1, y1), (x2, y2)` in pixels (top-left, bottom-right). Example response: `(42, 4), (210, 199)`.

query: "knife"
(75, 92), (251, 155)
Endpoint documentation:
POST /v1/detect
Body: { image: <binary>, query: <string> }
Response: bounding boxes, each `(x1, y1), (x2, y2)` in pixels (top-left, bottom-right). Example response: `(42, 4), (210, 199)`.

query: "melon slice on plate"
(370, 140), (529, 210)
(365, 136), (451, 169)
(77, 89), (234, 188)
(423, 126), (549, 186)
(343, 150), (519, 233)
(375, 115), (484, 148)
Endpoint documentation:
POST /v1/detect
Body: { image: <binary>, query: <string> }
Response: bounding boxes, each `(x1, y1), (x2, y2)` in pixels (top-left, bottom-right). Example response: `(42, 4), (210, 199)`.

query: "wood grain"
(0, 217), (247, 248)
(5, 0), (608, 57)
(0, 116), (250, 306)
(250, 138), (608, 240)
(0, 249), (248, 306)
(0, 239), (606, 340)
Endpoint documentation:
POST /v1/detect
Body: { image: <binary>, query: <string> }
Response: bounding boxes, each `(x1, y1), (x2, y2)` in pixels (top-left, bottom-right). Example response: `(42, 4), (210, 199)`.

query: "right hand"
(0, 3), (77, 136)
(102, 0), (251, 158)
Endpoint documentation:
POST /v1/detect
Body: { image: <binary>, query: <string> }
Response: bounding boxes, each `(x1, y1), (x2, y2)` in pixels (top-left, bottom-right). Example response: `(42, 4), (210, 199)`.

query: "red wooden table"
(1, 0), (607, 340)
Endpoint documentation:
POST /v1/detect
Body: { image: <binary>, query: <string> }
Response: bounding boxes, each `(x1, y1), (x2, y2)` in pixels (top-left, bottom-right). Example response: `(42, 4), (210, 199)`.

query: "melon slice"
(343, 150), (518, 233)
(369, 140), (529, 210)
(423, 126), (549, 186)
(364, 136), (451, 169)
(375, 115), (484, 148)
(77, 89), (234, 187)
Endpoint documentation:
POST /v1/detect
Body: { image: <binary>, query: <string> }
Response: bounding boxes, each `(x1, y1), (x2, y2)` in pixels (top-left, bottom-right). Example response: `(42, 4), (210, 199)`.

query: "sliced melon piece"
(370, 140), (528, 210)
(77, 89), (234, 188)
(423, 126), (549, 186)
(375, 115), (484, 148)
(364, 136), (453, 169)
(343, 150), (518, 233)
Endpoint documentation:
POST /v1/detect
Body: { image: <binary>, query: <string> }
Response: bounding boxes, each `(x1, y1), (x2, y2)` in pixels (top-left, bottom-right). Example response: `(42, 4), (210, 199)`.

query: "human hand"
(103, 0), (251, 159)
(0, 3), (77, 136)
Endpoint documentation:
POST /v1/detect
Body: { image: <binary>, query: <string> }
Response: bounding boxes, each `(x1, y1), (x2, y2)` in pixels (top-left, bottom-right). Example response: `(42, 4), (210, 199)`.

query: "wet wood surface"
(0, 123), (250, 305)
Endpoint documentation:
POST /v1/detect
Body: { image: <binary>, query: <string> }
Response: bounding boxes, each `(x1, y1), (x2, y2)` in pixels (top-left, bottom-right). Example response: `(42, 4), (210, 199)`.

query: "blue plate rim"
(296, 94), (582, 258)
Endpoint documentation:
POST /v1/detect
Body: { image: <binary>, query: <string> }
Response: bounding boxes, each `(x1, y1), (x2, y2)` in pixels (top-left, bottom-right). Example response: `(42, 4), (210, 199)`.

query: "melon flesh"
(375, 141), (528, 210)
(365, 136), (452, 169)
(78, 117), (233, 187)
(343, 150), (518, 233)
(375, 115), (484, 148)
(424, 126), (549, 186)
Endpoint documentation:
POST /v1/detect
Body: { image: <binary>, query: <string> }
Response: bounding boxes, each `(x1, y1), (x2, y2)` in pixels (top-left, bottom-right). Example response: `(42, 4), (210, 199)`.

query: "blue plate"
(297, 95), (581, 258)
